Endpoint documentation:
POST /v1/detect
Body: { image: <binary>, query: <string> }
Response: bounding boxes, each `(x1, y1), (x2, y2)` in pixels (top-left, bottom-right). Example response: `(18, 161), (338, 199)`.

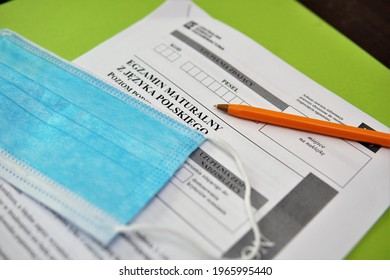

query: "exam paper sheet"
(0, 0), (389, 260)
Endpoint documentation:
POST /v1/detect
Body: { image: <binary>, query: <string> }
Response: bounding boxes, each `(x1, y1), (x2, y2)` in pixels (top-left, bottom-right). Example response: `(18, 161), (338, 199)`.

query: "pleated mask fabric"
(0, 30), (205, 244)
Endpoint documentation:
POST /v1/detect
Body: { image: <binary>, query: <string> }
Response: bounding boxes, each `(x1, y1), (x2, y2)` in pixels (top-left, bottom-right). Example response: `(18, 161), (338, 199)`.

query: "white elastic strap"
(116, 135), (261, 260)
(207, 135), (261, 260)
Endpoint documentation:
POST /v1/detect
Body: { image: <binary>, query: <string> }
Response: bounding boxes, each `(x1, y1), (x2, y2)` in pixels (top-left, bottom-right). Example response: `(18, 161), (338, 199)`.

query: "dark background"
(299, 0), (389, 68)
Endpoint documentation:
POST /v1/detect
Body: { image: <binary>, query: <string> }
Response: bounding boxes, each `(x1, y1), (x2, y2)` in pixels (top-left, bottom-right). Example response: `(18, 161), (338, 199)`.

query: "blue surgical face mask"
(0, 30), (205, 245)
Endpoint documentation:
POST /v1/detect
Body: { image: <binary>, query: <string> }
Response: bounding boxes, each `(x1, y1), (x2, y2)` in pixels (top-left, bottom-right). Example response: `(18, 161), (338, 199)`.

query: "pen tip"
(214, 104), (228, 112)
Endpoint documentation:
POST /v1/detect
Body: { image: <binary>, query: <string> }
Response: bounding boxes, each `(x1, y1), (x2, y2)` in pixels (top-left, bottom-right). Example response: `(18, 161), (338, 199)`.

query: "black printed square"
(358, 123), (381, 153)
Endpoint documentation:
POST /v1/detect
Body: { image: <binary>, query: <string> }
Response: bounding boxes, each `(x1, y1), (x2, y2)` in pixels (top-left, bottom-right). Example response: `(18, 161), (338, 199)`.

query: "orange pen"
(215, 104), (390, 148)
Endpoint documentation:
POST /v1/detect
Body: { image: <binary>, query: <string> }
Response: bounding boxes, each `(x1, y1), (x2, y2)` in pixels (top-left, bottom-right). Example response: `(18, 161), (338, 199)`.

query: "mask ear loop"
(116, 135), (261, 260)
(206, 135), (261, 260)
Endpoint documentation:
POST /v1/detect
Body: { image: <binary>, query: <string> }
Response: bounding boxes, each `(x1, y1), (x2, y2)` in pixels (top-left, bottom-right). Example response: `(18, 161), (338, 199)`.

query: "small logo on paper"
(184, 21), (197, 30)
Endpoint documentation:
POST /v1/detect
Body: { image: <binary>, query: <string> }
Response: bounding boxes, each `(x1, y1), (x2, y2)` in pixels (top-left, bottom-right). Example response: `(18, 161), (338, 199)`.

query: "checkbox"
(201, 76), (214, 86)
(188, 66), (201, 76)
(162, 48), (173, 57)
(174, 167), (193, 182)
(168, 52), (180, 61)
(155, 44), (167, 53)
(230, 96), (243, 104)
(181, 62), (194, 71)
(222, 91), (235, 102)
(215, 86), (228, 96)
(195, 71), (207, 81)
(208, 81), (221, 91)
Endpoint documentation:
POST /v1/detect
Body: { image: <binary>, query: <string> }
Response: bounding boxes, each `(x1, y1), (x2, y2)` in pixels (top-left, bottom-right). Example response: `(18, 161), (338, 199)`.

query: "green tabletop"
(0, 0), (388, 259)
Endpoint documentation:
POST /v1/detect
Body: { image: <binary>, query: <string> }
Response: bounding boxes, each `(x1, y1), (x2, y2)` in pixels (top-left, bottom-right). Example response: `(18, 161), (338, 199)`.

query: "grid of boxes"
(181, 61), (247, 104)
(154, 44), (181, 62)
